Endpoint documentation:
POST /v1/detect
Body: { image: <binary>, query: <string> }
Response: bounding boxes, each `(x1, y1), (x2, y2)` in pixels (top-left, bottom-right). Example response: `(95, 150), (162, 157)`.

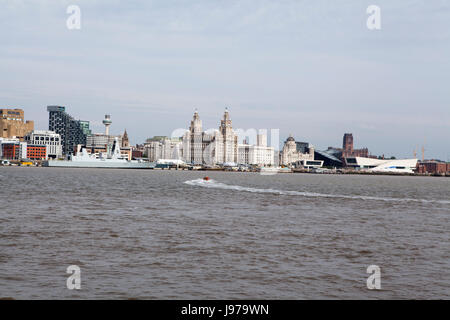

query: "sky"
(0, 0), (449, 160)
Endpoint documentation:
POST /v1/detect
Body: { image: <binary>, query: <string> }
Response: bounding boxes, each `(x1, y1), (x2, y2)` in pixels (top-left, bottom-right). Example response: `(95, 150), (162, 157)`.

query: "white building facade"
(144, 137), (182, 162)
(238, 144), (275, 166)
(237, 134), (275, 166)
(345, 157), (418, 173)
(24, 130), (62, 159)
(86, 134), (123, 150)
(182, 110), (239, 165)
(280, 135), (315, 166)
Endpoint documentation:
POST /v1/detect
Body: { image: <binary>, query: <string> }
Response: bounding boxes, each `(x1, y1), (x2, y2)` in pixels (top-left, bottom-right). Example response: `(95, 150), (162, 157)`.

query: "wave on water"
(184, 179), (450, 204)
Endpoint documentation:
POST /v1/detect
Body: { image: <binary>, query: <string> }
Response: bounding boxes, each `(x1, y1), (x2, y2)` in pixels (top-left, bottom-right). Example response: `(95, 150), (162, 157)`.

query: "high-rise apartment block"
(47, 106), (90, 155)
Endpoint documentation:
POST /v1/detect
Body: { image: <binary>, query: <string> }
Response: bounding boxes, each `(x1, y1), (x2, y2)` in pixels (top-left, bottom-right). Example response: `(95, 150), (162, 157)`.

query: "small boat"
(203, 176), (210, 181)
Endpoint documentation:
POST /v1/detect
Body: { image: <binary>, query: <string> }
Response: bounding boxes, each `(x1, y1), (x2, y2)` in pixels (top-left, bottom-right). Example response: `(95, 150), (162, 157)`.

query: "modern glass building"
(47, 106), (90, 155)
(79, 121), (92, 136)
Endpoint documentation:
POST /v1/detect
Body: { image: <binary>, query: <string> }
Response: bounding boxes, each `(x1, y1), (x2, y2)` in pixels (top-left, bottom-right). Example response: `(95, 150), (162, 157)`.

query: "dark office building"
(47, 106), (90, 155)
(314, 149), (343, 168)
(295, 141), (310, 154)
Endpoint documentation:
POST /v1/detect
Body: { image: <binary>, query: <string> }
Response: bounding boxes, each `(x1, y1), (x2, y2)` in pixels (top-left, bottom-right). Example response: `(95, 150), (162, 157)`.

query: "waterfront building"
(216, 109), (239, 164)
(416, 160), (450, 174)
(24, 130), (62, 159)
(120, 129), (133, 160)
(79, 121), (92, 136)
(325, 133), (369, 160)
(0, 108), (34, 140)
(132, 149), (143, 159)
(344, 157), (418, 173)
(145, 136), (182, 162)
(257, 133), (267, 148)
(342, 133), (369, 158)
(85, 116), (131, 159)
(238, 134), (275, 166)
(315, 133), (371, 168)
(182, 109), (238, 165)
(87, 133), (113, 153)
(280, 135), (315, 166)
(26, 145), (47, 160)
(182, 110), (207, 165)
(122, 129), (130, 148)
(237, 144), (275, 166)
(314, 149), (343, 168)
(47, 106), (90, 155)
(86, 133), (130, 158)
(119, 130), (132, 160)
(0, 138), (27, 160)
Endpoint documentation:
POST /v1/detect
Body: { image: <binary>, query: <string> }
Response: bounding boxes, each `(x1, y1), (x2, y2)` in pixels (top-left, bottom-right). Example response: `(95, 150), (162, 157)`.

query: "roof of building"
(286, 136), (295, 142)
(316, 149), (343, 164)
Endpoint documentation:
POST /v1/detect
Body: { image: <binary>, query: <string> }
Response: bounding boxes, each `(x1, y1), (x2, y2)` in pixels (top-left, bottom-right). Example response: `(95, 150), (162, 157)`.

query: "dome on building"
(287, 136), (295, 142)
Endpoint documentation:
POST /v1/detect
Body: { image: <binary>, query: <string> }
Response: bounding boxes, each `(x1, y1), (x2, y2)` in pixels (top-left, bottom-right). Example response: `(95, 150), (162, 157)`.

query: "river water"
(0, 167), (449, 299)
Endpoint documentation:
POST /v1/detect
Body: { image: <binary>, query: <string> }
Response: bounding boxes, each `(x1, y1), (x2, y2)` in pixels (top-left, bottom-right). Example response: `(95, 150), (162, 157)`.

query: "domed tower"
(285, 134), (296, 150)
(281, 134), (297, 166)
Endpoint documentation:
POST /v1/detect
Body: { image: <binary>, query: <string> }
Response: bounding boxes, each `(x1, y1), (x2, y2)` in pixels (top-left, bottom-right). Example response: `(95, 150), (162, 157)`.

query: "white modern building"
(24, 130), (62, 159)
(182, 109), (239, 165)
(291, 159), (324, 169)
(238, 134), (275, 166)
(344, 157), (418, 173)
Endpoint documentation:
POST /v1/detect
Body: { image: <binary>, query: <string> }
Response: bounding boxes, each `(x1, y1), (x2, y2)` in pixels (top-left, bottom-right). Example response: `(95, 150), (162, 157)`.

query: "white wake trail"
(184, 179), (450, 204)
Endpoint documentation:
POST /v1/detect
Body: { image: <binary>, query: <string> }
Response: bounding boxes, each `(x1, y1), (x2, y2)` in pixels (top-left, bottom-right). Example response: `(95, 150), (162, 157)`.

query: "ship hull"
(44, 160), (153, 169)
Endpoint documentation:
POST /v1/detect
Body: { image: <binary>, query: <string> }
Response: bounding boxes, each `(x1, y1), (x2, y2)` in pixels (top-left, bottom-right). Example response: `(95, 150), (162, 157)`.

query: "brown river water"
(0, 166), (449, 299)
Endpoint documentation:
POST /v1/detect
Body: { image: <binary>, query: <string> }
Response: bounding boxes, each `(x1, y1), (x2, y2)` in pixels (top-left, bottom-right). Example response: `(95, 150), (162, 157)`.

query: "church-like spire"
(122, 129), (130, 148)
(220, 107), (232, 133)
(223, 107), (230, 120)
(190, 109), (202, 133)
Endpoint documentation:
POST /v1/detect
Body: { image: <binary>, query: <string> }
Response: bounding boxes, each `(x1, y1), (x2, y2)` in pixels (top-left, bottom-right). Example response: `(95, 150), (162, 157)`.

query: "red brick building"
(27, 145), (47, 160)
(132, 150), (143, 159)
(1, 143), (21, 160)
(416, 161), (450, 174)
(341, 133), (369, 159)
